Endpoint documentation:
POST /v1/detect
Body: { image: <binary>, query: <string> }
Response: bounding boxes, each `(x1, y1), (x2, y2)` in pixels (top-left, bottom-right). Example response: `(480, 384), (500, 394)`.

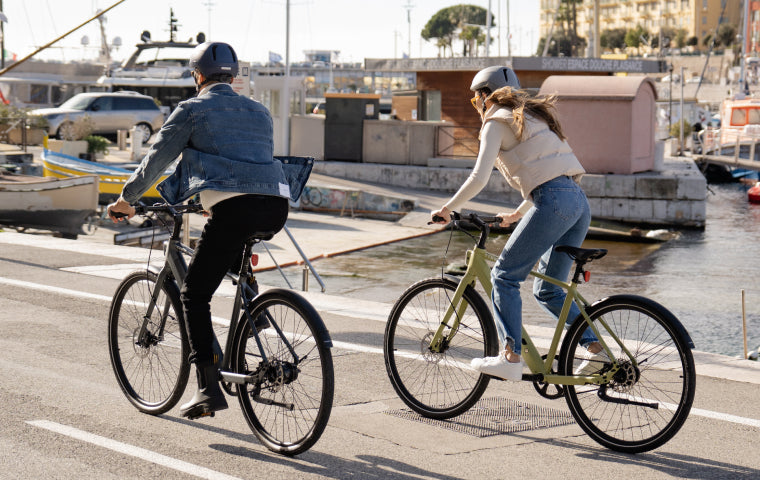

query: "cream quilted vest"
(483, 105), (585, 200)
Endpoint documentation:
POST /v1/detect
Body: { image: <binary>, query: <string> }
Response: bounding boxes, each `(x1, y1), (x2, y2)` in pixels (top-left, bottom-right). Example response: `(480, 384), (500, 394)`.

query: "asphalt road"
(1, 231), (759, 480)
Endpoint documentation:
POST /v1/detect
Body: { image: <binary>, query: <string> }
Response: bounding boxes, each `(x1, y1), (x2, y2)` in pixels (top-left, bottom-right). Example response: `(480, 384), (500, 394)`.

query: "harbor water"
(258, 183), (760, 359)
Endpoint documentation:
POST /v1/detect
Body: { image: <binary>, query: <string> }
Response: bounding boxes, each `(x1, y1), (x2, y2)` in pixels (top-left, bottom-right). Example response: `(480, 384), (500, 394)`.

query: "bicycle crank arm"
(597, 387), (659, 409)
(253, 395), (295, 411)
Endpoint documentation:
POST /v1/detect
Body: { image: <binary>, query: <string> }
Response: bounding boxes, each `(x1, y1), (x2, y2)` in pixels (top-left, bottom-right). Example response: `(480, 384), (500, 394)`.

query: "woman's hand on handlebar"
(496, 210), (522, 228)
(107, 197), (136, 223)
(430, 206), (452, 224)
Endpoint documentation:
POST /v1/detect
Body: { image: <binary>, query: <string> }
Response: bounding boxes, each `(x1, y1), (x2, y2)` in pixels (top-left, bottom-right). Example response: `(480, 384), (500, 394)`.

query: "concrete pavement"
(2, 172), (759, 386)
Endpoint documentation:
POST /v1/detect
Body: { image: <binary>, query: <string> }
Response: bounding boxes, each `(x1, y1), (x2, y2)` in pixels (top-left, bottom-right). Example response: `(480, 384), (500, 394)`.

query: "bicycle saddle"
(247, 231), (276, 242)
(555, 245), (608, 263)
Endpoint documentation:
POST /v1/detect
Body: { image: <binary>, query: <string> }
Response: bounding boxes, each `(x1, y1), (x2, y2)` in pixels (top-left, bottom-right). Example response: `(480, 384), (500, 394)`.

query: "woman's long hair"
(486, 87), (566, 141)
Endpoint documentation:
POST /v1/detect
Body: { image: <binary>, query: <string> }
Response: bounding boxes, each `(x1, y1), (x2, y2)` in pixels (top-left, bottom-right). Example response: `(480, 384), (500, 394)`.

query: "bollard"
(130, 126), (143, 161)
(742, 290), (749, 359)
(117, 130), (127, 150)
(302, 267), (309, 291)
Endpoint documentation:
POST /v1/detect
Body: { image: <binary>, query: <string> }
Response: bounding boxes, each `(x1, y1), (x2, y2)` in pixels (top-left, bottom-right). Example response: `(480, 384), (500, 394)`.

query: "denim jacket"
(121, 83), (312, 205)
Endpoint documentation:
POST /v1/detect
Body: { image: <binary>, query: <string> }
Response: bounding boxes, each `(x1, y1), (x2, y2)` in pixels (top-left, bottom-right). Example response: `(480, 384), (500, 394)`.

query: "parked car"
(660, 73), (680, 83)
(30, 91), (164, 142)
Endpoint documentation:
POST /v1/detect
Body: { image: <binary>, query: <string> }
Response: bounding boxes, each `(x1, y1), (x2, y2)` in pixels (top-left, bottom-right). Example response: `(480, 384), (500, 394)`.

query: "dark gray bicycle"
(107, 203), (334, 455)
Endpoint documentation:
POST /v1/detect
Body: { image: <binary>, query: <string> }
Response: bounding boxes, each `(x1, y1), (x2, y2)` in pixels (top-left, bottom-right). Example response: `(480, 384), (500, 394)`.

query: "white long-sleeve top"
(444, 104), (584, 214)
(444, 119), (533, 214)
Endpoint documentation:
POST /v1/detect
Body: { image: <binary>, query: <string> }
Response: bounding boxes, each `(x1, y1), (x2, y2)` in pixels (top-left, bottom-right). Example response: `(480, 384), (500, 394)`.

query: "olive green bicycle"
(383, 212), (696, 453)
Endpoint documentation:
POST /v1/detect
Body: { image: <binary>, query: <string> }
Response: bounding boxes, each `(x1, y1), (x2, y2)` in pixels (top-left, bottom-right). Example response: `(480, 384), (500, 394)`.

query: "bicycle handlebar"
(432, 211), (502, 227)
(433, 211), (503, 249)
(132, 203), (205, 216)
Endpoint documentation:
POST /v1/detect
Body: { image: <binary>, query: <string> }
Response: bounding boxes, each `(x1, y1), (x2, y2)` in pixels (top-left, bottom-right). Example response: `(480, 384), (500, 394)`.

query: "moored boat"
(0, 171), (99, 238)
(698, 97), (760, 182)
(41, 149), (169, 203)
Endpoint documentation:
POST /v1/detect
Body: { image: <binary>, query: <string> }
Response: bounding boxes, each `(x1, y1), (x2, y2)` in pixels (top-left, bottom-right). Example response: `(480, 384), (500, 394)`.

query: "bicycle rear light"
(250, 254), (259, 267)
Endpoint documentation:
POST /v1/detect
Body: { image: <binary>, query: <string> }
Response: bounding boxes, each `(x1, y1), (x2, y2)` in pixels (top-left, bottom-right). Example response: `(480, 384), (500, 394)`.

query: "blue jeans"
(490, 176), (596, 355)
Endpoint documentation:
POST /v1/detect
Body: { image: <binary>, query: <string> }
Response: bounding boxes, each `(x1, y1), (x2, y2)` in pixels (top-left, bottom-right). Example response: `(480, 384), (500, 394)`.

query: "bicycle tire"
(233, 289), (334, 455)
(108, 270), (190, 415)
(559, 295), (696, 453)
(384, 277), (499, 419)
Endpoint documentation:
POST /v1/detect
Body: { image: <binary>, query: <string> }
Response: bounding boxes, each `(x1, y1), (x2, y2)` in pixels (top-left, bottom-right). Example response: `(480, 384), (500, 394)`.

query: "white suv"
(31, 91), (164, 142)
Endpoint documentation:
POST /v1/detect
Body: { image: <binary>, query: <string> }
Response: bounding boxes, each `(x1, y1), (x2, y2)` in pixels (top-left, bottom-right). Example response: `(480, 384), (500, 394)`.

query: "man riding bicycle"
(107, 42), (297, 419)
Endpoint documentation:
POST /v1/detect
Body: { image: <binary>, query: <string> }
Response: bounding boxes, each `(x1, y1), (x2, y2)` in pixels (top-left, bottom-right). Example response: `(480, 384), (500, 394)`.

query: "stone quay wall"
(312, 156), (706, 228)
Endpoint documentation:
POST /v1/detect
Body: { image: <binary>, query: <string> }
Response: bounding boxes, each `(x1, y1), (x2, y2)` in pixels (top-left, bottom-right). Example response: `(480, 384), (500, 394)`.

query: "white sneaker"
(471, 354), (522, 381)
(574, 351), (611, 376)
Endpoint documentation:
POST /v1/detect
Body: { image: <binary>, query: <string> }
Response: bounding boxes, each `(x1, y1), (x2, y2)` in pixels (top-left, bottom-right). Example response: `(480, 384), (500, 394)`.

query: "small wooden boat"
(41, 149), (168, 203)
(0, 170), (99, 238)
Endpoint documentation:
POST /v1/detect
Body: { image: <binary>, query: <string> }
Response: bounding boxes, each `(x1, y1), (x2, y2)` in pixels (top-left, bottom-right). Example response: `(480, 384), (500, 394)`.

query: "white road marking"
(27, 420), (244, 480)
(6, 276), (760, 429)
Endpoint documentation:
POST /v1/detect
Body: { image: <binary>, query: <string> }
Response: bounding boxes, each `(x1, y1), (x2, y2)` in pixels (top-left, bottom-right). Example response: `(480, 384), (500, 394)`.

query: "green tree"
(537, 32), (583, 57)
(625, 24), (650, 49)
(716, 23), (737, 47)
(421, 4), (494, 57)
(556, 0), (584, 56)
(651, 27), (686, 49)
(600, 27), (627, 51)
(460, 25), (481, 57)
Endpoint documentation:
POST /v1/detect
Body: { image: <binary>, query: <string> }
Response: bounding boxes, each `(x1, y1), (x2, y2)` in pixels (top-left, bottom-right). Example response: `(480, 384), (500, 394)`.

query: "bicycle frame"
(132, 205), (300, 386)
(429, 226), (637, 387)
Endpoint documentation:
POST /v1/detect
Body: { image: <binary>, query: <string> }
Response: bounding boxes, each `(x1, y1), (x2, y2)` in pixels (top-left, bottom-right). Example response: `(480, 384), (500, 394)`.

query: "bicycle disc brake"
(421, 332), (446, 363)
(532, 354), (565, 400)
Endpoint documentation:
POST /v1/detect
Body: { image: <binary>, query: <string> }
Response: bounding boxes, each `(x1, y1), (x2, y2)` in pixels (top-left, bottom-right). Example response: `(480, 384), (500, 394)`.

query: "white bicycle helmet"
(470, 66), (521, 92)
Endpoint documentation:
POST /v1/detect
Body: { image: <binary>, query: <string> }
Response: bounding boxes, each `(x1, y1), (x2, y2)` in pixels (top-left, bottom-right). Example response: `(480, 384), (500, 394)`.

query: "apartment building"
(539, 0), (741, 53)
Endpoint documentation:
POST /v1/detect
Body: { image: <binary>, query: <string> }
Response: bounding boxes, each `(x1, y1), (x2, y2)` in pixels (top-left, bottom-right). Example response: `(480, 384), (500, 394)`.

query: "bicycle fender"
(582, 294), (695, 349)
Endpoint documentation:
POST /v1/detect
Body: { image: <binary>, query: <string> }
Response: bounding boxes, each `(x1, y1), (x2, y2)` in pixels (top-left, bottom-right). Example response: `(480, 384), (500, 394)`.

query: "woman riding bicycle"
(431, 66), (601, 381)
(107, 42), (299, 419)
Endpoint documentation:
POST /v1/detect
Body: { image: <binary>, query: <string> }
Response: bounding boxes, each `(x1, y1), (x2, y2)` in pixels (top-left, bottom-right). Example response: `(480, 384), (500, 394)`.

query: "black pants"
(181, 194), (289, 365)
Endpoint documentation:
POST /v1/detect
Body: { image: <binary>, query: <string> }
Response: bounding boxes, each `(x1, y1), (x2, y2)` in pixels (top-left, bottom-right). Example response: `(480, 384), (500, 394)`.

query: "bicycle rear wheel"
(384, 277), (499, 419)
(233, 289), (333, 456)
(559, 295), (696, 453)
(108, 271), (190, 415)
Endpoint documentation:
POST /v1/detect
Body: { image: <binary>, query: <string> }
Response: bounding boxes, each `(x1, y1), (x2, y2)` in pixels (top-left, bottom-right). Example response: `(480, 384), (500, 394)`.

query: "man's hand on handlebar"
(107, 197), (136, 223)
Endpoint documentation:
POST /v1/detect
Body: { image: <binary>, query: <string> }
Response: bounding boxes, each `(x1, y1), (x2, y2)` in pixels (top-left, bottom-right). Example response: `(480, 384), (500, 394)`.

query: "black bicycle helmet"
(470, 66), (520, 92)
(189, 42), (239, 78)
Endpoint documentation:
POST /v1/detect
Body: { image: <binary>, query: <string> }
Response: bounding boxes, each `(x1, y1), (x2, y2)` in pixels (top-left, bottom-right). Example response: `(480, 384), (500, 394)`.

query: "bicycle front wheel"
(233, 289), (333, 456)
(108, 271), (190, 415)
(559, 295), (696, 453)
(384, 277), (499, 419)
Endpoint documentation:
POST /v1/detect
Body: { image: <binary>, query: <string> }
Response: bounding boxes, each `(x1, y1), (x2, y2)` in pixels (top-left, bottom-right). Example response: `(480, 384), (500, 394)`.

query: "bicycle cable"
(438, 215), (479, 280)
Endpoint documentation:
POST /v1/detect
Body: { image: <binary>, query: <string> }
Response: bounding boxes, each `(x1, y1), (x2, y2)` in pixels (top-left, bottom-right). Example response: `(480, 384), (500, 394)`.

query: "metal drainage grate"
(385, 397), (575, 437)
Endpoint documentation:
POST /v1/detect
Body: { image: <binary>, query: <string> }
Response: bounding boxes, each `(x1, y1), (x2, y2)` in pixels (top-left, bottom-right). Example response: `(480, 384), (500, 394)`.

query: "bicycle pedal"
(183, 404), (217, 420)
(186, 410), (215, 420)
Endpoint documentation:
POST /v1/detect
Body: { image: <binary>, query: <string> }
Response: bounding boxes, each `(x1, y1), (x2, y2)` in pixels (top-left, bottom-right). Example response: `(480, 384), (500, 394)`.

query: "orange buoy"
(749, 182), (760, 203)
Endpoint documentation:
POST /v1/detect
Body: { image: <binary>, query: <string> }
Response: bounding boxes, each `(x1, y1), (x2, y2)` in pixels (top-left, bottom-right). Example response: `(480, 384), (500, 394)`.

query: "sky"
(0, 0), (540, 65)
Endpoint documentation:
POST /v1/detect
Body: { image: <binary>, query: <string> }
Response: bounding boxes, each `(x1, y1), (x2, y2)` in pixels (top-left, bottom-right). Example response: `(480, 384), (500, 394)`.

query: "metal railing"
(0, 117), (32, 152)
(435, 125), (480, 158)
